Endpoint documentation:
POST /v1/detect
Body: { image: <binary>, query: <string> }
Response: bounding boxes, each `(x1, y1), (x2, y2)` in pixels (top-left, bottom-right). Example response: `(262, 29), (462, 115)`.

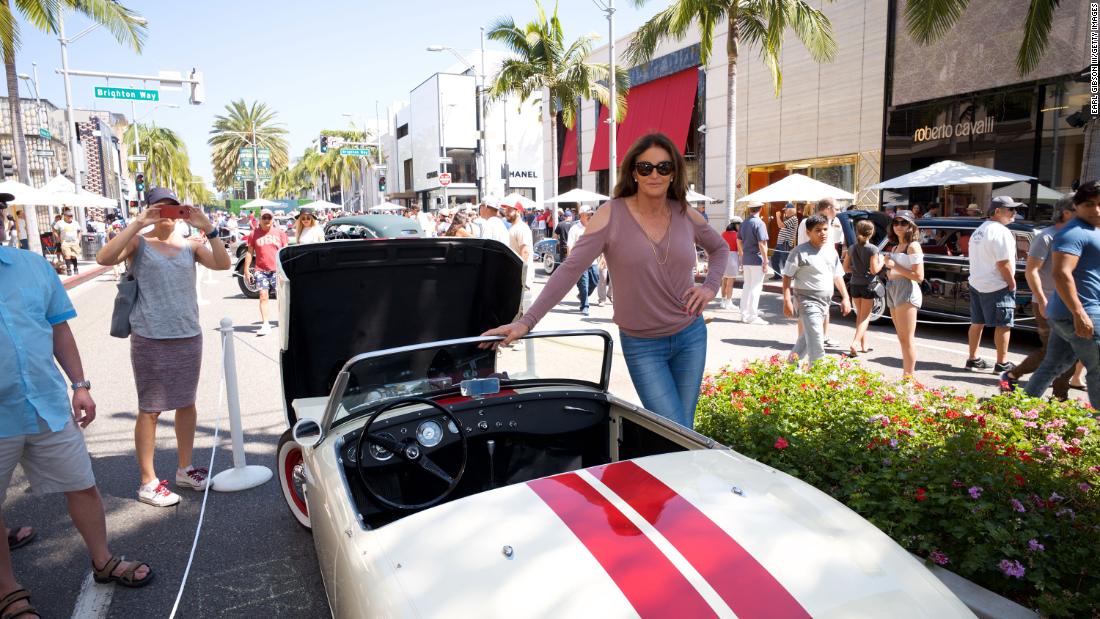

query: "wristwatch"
(205, 228), (219, 240)
(71, 380), (91, 391)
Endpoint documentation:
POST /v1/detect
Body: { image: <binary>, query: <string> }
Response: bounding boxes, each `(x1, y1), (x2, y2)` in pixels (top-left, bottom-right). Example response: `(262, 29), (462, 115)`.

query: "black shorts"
(849, 283), (881, 300)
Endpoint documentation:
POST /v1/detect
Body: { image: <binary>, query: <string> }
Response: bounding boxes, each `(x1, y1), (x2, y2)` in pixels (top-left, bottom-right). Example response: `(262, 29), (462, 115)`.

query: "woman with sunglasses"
(883, 211), (925, 376)
(294, 208), (325, 244)
(483, 133), (728, 429)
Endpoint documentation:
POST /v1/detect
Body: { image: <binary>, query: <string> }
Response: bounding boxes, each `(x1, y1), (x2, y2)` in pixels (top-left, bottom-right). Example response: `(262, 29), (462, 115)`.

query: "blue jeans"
(770, 241), (791, 274)
(575, 264), (599, 311)
(619, 317), (707, 429)
(1024, 313), (1100, 410)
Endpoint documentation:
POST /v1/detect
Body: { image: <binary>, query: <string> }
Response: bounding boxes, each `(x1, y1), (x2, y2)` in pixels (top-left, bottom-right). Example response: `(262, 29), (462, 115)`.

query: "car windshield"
(330, 332), (611, 427)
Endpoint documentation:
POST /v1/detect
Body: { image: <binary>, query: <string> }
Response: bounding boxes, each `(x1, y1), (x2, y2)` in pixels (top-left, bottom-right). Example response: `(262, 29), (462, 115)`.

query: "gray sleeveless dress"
(128, 236), (203, 412)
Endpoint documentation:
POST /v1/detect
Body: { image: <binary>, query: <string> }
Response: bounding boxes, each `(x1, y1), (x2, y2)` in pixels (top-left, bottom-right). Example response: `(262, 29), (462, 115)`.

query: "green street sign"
(38, 128), (50, 139)
(340, 148), (371, 157)
(94, 86), (159, 101)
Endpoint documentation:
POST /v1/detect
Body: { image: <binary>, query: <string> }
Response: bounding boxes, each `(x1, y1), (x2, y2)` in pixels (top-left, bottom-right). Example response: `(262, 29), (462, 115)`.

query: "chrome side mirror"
(292, 418), (322, 448)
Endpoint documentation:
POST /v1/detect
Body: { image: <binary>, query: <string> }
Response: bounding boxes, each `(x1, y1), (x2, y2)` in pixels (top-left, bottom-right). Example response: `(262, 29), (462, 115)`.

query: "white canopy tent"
(299, 200), (344, 210)
(239, 198), (281, 210)
(686, 188), (717, 203)
(369, 202), (406, 212)
(993, 181), (1065, 202)
(501, 192), (538, 211)
(0, 180), (57, 206)
(543, 188), (609, 204)
(868, 160), (1034, 189)
(737, 173), (855, 203)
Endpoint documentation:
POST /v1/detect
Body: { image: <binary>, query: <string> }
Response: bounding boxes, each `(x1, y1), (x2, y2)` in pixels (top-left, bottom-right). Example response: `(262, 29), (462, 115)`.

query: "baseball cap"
(482, 196), (502, 210)
(0, 192), (13, 204)
(894, 209), (918, 225)
(745, 201), (764, 211)
(260, 208), (275, 217)
(145, 187), (179, 205)
(579, 205), (593, 214)
(989, 195), (1023, 215)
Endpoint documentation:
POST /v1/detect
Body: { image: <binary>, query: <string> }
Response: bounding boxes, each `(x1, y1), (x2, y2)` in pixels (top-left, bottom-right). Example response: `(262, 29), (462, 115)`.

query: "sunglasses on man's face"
(261, 215), (273, 220)
(634, 161), (674, 177)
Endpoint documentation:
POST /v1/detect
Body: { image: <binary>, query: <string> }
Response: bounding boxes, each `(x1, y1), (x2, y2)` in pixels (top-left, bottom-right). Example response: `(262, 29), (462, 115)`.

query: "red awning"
(589, 68), (698, 173)
(559, 123), (578, 177)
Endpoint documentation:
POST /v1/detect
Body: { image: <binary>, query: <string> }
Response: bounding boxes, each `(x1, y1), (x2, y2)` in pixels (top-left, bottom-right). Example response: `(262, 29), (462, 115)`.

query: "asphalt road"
(8, 258), (1068, 618)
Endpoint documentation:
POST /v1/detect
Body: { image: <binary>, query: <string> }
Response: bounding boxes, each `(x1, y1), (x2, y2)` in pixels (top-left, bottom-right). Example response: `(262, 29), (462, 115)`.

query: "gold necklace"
(646, 207), (673, 265)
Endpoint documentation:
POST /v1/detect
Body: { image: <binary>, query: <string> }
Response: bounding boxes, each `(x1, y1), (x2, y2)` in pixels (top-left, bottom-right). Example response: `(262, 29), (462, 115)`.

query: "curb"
(61, 265), (110, 290)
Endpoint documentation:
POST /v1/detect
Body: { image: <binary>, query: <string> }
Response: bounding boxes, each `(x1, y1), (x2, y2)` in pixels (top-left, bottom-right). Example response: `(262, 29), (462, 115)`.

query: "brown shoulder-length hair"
(888, 218), (919, 246)
(611, 132), (688, 212)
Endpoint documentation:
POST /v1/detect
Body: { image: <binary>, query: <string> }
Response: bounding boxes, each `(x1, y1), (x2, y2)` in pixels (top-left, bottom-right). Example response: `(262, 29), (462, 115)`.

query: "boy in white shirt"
(965, 196), (1020, 372)
(783, 214), (851, 365)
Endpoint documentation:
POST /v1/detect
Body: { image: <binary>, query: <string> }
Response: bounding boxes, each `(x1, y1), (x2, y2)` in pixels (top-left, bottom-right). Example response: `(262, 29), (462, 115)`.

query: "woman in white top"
(883, 210), (925, 377)
(294, 209), (326, 245)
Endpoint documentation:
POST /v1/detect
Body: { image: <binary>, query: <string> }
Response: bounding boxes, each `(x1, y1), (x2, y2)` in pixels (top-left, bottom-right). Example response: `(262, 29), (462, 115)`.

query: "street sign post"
(35, 150), (54, 157)
(94, 86), (159, 101)
(38, 128), (50, 139)
(128, 155), (148, 162)
(439, 172), (452, 186)
(339, 148), (372, 157)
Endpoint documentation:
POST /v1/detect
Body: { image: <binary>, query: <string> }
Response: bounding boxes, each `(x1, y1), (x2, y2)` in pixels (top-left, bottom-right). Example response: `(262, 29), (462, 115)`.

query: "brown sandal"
(0, 589), (38, 619)
(92, 555), (155, 588)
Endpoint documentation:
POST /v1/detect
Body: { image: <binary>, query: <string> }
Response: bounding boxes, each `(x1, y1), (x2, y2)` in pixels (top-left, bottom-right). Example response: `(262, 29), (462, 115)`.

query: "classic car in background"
(534, 237), (563, 274)
(272, 238), (978, 618)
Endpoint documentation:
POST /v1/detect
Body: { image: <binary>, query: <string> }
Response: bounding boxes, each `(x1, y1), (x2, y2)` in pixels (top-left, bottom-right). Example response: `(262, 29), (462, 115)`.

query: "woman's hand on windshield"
(479, 322), (530, 349)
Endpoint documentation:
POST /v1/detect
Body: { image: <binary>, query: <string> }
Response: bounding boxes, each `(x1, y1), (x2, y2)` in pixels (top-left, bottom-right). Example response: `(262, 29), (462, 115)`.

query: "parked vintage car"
(833, 213), (1039, 328)
(232, 214), (421, 298)
(273, 238), (979, 618)
(534, 237), (563, 274)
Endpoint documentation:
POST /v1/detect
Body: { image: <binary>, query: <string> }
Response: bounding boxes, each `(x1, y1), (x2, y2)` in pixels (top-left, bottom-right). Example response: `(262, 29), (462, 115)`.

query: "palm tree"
(123, 123), (190, 191)
(627, 0), (836, 222)
(487, 0), (628, 225)
(182, 176), (215, 206)
(1, 1), (146, 186)
(208, 99), (289, 191)
(903, 0), (1100, 181)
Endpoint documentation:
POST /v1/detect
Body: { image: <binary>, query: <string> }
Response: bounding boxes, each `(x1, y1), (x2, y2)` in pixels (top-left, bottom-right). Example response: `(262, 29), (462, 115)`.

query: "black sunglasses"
(634, 161), (674, 177)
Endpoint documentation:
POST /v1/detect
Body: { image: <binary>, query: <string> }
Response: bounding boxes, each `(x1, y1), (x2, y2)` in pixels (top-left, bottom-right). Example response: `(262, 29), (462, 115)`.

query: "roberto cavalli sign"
(913, 116), (995, 143)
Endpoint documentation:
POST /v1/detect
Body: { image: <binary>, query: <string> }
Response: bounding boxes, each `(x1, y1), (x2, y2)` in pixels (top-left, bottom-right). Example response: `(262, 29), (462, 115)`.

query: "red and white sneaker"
(138, 480), (180, 507)
(176, 466), (209, 491)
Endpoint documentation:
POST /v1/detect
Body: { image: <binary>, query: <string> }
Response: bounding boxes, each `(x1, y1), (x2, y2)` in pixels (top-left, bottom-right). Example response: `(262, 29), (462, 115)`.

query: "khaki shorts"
(0, 420), (96, 503)
(60, 241), (80, 259)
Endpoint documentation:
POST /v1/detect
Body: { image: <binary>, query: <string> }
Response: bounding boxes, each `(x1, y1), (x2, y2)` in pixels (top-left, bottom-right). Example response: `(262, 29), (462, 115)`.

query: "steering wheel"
(355, 397), (467, 511)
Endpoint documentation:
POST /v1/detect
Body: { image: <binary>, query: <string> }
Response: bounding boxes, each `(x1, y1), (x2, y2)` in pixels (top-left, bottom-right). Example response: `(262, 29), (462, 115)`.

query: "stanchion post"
(195, 268), (210, 305)
(211, 317), (273, 492)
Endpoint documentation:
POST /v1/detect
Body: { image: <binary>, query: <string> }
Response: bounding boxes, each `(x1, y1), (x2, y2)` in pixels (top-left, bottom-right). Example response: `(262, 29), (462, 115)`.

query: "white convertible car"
(274, 238), (976, 618)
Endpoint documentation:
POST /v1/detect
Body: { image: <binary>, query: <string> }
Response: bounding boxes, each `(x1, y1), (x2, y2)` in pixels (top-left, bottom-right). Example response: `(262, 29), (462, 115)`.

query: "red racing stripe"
(593, 461), (811, 619)
(528, 473), (717, 619)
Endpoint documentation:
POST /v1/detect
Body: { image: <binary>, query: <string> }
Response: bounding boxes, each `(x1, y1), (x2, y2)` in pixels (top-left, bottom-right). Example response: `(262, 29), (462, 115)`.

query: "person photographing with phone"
(96, 188), (230, 507)
(242, 208), (288, 336)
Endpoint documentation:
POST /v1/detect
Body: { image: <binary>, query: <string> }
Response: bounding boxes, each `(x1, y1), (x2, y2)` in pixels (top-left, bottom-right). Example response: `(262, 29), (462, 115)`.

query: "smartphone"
(157, 204), (190, 219)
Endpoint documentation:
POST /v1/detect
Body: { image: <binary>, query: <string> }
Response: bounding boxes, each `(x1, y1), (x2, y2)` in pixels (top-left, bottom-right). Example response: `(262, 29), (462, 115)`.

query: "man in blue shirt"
(1025, 180), (1100, 410)
(737, 202), (770, 324)
(0, 247), (153, 613)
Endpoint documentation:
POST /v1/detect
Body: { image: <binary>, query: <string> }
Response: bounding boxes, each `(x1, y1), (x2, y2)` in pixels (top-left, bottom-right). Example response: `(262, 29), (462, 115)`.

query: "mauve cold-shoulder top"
(518, 198), (728, 338)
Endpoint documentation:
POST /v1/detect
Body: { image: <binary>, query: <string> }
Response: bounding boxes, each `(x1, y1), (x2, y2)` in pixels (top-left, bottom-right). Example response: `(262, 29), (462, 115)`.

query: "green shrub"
(695, 355), (1099, 617)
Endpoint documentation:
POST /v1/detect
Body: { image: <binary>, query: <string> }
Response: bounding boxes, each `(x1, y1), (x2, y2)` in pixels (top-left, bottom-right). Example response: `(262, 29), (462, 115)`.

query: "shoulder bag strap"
(127, 235), (146, 280)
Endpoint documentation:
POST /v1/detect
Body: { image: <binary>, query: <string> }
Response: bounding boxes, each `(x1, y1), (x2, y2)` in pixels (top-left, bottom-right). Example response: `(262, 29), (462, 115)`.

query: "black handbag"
(109, 237), (144, 338)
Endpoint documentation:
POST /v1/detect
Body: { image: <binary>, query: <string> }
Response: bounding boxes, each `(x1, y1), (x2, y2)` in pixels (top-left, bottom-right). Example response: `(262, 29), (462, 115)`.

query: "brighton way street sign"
(94, 86), (159, 102)
(339, 148), (372, 157)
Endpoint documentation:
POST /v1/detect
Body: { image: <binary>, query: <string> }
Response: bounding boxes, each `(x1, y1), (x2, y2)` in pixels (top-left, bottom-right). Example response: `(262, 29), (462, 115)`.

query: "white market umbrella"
(543, 188), (609, 203)
(501, 192), (538, 211)
(240, 198), (280, 209)
(0, 180), (56, 206)
(993, 181), (1065, 202)
(869, 160), (1034, 189)
(299, 199), (344, 210)
(369, 201), (405, 212)
(737, 173), (855, 203)
(51, 190), (117, 209)
(42, 174), (76, 193)
(686, 188), (716, 203)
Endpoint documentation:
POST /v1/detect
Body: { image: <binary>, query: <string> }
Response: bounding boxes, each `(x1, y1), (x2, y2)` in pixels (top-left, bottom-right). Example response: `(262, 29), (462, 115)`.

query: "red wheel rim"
(283, 447), (308, 515)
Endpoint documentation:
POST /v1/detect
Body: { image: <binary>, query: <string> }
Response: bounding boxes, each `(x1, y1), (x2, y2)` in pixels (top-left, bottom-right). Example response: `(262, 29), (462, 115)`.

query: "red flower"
(774, 437), (790, 450)
(915, 487), (928, 502)
(1014, 474), (1027, 487)
(762, 407), (772, 415)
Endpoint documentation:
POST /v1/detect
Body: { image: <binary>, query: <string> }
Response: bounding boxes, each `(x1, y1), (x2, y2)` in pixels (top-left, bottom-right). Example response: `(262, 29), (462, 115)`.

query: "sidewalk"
(56, 256), (111, 289)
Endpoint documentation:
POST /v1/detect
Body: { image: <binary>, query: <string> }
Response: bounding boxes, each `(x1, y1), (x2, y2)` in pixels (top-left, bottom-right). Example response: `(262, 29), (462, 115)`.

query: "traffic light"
(378, 175), (386, 193)
(319, 136), (329, 153)
(135, 173), (145, 193)
(1, 154), (13, 179)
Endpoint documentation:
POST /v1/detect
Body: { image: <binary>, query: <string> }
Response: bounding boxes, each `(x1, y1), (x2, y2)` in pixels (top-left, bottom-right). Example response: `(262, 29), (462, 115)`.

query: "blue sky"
(10, 0), (666, 190)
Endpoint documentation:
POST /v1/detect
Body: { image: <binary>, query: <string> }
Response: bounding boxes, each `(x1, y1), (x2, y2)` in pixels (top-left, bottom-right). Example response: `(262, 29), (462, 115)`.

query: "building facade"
(0, 96), (72, 187)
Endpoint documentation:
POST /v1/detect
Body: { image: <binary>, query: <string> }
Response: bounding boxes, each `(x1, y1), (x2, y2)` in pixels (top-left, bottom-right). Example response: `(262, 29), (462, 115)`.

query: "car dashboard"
(334, 389), (612, 529)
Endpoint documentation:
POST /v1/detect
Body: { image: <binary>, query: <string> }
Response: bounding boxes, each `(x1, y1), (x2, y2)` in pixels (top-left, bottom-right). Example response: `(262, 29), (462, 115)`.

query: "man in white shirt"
(794, 197), (844, 346)
(503, 201), (534, 312)
(52, 210), (81, 275)
(567, 205), (600, 316)
(478, 198), (510, 246)
(965, 196), (1020, 372)
(413, 206), (436, 238)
